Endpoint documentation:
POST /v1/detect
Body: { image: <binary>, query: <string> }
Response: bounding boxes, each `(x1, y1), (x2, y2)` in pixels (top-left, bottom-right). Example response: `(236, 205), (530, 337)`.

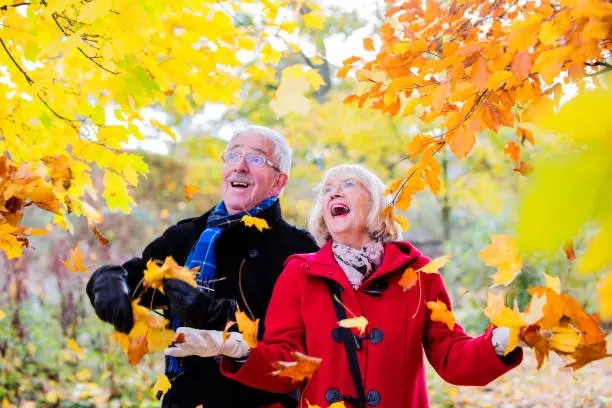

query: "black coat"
(90, 201), (318, 407)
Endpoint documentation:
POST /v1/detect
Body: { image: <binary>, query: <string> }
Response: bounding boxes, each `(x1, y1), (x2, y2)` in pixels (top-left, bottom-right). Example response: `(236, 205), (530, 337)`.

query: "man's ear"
(271, 172), (289, 196)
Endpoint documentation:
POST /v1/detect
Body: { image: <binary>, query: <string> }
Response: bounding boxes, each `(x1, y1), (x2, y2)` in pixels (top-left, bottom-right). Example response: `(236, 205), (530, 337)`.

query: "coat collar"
(304, 240), (425, 287)
(194, 198), (284, 232)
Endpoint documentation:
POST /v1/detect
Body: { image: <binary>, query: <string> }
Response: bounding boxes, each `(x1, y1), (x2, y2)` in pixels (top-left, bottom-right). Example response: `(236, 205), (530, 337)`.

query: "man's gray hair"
(229, 125), (292, 178)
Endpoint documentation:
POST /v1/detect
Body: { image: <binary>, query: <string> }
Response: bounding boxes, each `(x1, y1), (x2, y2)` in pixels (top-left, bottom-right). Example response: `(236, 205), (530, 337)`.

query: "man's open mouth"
(330, 203), (350, 217)
(230, 181), (250, 189)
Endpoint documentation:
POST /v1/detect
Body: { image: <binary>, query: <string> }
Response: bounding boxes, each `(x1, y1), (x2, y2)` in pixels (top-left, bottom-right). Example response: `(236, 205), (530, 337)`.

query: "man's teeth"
(231, 182), (249, 188)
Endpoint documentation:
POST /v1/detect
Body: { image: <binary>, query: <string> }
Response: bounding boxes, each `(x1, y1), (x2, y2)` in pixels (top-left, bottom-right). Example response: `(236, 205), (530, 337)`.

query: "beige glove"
(492, 327), (528, 356)
(163, 327), (250, 359)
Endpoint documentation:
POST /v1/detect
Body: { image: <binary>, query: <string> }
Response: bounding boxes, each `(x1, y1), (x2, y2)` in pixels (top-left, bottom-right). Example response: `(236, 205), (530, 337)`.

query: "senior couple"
(87, 125), (522, 408)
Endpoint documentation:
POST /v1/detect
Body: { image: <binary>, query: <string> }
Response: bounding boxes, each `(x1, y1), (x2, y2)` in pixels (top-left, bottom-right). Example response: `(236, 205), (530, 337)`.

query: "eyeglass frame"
(220, 150), (282, 173)
(317, 178), (361, 200)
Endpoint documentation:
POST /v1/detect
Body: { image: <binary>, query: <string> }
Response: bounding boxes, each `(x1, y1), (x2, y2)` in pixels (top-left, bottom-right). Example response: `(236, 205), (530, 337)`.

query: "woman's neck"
(332, 233), (370, 250)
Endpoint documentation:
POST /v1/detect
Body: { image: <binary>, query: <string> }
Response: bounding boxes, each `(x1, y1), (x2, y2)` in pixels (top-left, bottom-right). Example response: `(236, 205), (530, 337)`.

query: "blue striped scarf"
(166, 196), (278, 374)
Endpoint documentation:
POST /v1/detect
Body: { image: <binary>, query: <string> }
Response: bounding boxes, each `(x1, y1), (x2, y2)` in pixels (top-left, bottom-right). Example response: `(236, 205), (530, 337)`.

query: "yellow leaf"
(544, 273), (561, 295)
(302, 11), (325, 30)
(67, 338), (84, 359)
(479, 235), (522, 286)
(393, 212), (410, 231)
(426, 300), (455, 330)
(490, 306), (525, 328)
(0, 223), (23, 259)
(114, 331), (130, 354)
(0, 310), (5, 321)
(338, 316), (368, 335)
(269, 77), (311, 118)
(236, 310), (259, 349)
(63, 245), (87, 273)
(520, 293), (547, 325)
(599, 273), (612, 320)
(153, 375), (172, 399)
(241, 215), (270, 232)
(150, 120), (177, 141)
(549, 324), (580, 354)
(417, 255), (450, 274)
(483, 290), (506, 321)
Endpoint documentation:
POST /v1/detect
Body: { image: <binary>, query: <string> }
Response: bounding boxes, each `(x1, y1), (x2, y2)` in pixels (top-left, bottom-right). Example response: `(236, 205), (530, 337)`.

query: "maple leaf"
(548, 323), (580, 355)
(114, 331), (130, 354)
(269, 76), (311, 118)
(128, 335), (149, 366)
(89, 224), (109, 246)
(417, 255), (450, 274)
(338, 316), (368, 336)
(184, 184), (199, 201)
(398, 267), (418, 291)
(520, 293), (547, 325)
(543, 273), (561, 295)
(520, 325), (549, 369)
(236, 310), (259, 349)
(426, 300), (455, 331)
(241, 215), (270, 232)
(67, 338), (84, 359)
(565, 341), (612, 371)
(62, 245), (87, 273)
(483, 290), (506, 321)
(503, 141), (521, 162)
(479, 235), (522, 286)
(270, 351), (322, 383)
(153, 375), (172, 399)
(143, 256), (198, 294)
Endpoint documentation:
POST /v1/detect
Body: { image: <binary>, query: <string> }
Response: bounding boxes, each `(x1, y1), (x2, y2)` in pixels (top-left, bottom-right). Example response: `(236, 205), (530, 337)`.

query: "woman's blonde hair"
(307, 164), (400, 247)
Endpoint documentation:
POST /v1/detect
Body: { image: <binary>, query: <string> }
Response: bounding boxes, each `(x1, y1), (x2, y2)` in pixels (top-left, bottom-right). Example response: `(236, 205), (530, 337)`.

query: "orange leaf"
(565, 341), (612, 370)
(482, 103), (501, 133)
(563, 240), (576, 260)
(398, 267), (418, 291)
(520, 325), (549, 369)
(426, 300), (455, 330)
(236, 310), (259, 349)
(270, 351), (322, 383)
(89, 224), (109, 246)
(470, 57), (489, 91)
(513, 161), (534, 176)
(171, 332), (185, 345)
(447, 125), (476, 159)
(63, 245), (87, 273)
(516, 127), (535, 146)
(510, 51), (532, 80)
(128, 335), (149, 366)
(504, 141), (521, 162)
(363, 37), (374, 51)
(67, 338), (84, 359)
(184, 184), (199, 201)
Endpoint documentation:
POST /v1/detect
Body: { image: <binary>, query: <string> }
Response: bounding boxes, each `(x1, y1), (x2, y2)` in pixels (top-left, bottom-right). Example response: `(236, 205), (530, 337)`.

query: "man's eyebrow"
(229, 144), (267, 155)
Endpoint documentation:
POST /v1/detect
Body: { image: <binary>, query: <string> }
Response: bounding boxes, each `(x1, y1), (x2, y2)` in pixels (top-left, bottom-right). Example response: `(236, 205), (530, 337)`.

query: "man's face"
(221, 133), (287, 215)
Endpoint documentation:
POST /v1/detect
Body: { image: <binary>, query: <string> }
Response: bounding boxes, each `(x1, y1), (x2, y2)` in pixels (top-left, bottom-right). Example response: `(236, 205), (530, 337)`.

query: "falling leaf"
(393, 212), (410, 231)
(150, 120), (177, 141)
(89, 224), (109, 246)
(513, 161), (534, 176)
(521, 325), (550, 369)
(417, 255), (450, 274)
(269, 76), (312, 118)
(62, 245), (87, 273)
(236, 310), (259, 349)
(184, 184), (199, 201)
(398, 267), (418, 291)
(543, 273), (561, 295)
(520, 293), (547, 325)
(271, 351), (322, 383)
(338, 316), (368, 335)
(153, 375), (172, 399)
(483, 290), (506, 321)
(504, 141), (521, 162)
(565, 341), (612, 370)
(302, 10), (325, 30)
(563, 240), (576, 261)
(143, 256), (198, 293)
(426, 300), (455, 330)
(241, 215), (270, 232)
(363, 37), (374, 51)
(128, 335), (149, 366)
(548, 324), (580, 354)
(479, 235), (522, 286)
(490, 306), (525, 329)
(67, 338), (84, 359)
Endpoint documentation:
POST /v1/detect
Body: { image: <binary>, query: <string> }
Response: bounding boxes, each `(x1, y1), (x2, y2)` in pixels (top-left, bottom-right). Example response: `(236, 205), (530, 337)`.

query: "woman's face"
(321, 176), (371, 244)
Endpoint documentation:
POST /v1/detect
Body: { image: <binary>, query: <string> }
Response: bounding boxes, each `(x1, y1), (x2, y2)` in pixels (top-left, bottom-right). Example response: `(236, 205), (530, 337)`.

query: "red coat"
(222, 241), (522, 407)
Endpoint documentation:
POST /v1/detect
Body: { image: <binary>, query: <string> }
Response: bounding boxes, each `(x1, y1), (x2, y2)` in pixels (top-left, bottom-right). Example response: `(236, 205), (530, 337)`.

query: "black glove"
(163, 278), (237, 330)
(86, 266), (134, 334)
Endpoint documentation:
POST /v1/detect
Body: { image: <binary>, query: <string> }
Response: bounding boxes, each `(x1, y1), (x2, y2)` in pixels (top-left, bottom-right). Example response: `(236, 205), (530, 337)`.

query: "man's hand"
(163, 279), (236, 329)
(87, 267), (134, 334)
(164, 327), (249, 359)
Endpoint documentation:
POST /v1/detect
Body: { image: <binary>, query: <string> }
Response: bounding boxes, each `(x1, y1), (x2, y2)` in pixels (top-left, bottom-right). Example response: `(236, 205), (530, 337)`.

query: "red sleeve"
(221, 258), (307, 393)
(422, 273), (522, 386)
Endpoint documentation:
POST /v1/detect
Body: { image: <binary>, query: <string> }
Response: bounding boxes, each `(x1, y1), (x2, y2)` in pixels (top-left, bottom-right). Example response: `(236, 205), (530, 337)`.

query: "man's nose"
(232, 157), (249, 172)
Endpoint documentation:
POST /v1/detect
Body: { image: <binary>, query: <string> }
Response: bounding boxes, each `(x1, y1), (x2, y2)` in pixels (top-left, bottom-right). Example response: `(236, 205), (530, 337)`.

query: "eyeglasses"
(319, 179), (359, 198)
(221, 151), (281, 172)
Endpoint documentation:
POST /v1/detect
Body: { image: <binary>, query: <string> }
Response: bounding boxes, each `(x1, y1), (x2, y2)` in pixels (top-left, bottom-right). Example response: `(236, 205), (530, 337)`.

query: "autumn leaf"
(543, 273), (561, 295)
(270, 351), (322, 383)
(398, 267), (418, 291)
(236, 310), (259, 349)
(565, 341), (612, 370)
(599, 273), (612, 320)
(418, 255), (449, 274)
(548, 324), (580, 354)
(479, 235), (522, 286)
(89, 224), (109, 246)
(62, 245), (87, 273)
(483, 290), (506, 321)
(426, 300), (455, 330)
(67, 338), (84, 359)
(520, 293), (547, 325)
(171, 332), (186, 345)
(153, 375), (172, 399)
(520, 325), (550, 369)
(184, 184), (199, 201)
(504, 141), (521, 162)
(513, 161), (534, 177)
(241, 215), (270, 232)
(143, 256), (198, 294)
(114, 332), (131, 354)
(338, 316), (368, 336)
(563, 240), (576, 261)
(363, 37), (374, 51)
(128, 335), (149, 366)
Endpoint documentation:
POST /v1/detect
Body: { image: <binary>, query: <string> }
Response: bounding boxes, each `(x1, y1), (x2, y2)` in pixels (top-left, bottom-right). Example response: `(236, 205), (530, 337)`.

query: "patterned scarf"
(332, 240), (385, 290)
(167, 196), (278, 375)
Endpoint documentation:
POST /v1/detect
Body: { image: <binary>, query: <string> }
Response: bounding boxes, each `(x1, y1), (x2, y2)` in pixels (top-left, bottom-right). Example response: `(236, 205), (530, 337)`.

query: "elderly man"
(86, 125), (318, 408)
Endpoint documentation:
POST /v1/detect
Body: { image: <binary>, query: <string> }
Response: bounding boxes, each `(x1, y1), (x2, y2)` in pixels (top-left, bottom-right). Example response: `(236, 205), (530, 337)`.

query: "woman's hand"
(492, 327), (529, 356)
(164, 327), (250, 359)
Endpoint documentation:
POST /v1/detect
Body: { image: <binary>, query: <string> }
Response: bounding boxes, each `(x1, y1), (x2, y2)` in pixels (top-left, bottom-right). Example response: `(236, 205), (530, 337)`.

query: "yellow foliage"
(241, 215), (270, 232)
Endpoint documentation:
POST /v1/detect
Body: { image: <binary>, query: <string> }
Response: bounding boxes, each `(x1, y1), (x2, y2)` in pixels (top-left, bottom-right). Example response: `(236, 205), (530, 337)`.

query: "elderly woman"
(166, 164), (522, 408)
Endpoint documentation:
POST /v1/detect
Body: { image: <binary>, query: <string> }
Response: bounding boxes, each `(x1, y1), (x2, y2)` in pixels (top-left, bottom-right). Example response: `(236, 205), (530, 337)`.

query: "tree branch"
(0, 37), (33, 85)
(37, 94), (78, 131)
(76, 47), (118, 74)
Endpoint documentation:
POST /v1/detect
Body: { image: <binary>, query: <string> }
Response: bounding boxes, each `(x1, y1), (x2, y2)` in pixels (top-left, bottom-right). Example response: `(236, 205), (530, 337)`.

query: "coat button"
(248, 249), (259, 258)
(325, 388), (341, 403)
(367, 390), (381, 406)
(370, 328), (384, 344)
(330, 328), (343, 343)
(304, 264), (310, 269)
